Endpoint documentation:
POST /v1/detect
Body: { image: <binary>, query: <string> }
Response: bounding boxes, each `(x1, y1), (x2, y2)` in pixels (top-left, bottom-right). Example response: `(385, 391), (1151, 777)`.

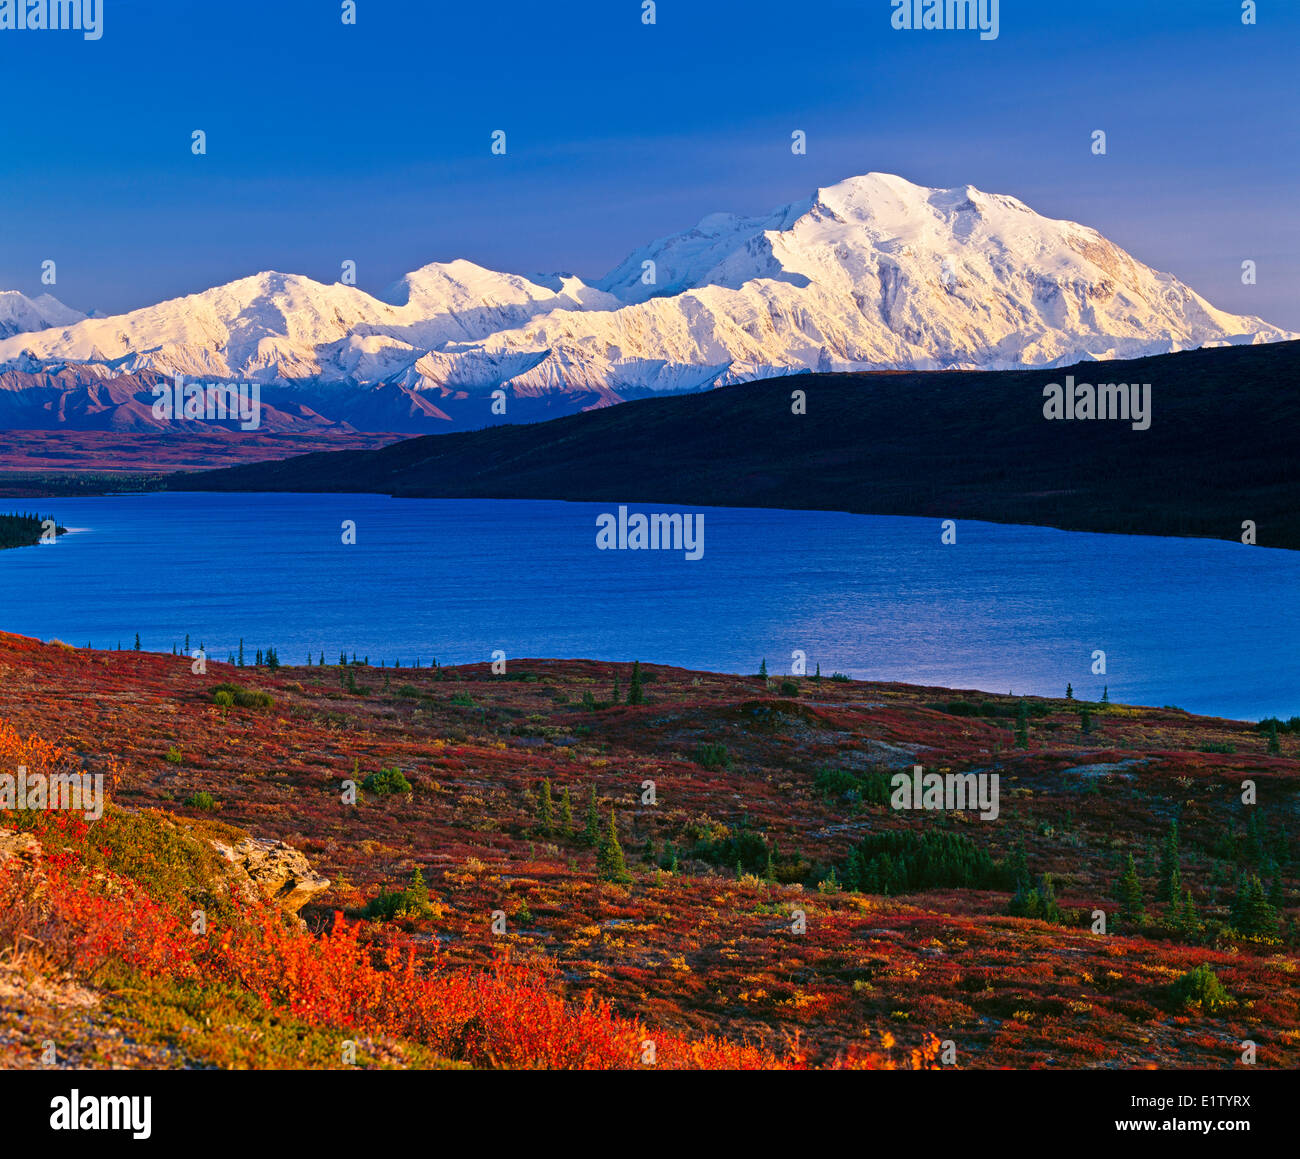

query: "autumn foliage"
(0, 713), (932, 1069)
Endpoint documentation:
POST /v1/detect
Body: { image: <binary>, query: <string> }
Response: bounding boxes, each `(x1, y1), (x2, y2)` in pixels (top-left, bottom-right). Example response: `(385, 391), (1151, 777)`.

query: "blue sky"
(0, 0), (1296, 326)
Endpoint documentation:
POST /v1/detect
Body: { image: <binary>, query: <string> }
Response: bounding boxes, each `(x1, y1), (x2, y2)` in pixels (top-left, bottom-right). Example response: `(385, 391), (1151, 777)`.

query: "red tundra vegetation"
(0, 630), (1294, 1069)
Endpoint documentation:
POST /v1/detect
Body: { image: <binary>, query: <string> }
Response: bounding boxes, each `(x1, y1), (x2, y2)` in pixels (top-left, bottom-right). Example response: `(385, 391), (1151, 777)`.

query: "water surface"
(0, 492), (1294, 720)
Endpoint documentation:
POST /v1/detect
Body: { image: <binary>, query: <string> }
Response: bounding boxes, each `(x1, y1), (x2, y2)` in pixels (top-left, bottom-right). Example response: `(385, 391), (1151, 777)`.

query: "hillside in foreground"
(1, 633), (1296, 1069)
(184, 340), (1300, 550)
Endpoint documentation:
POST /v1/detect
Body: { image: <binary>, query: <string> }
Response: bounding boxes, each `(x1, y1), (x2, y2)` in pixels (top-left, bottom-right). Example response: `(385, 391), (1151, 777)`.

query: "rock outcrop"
(209, 836), (330, 916)
(0, 827), (41, 869)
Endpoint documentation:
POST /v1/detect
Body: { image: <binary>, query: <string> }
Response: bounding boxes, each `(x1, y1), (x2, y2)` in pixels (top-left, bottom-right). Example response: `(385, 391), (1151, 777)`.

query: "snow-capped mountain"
(0, 291), (86, 341)
(0, 172), (1292, 433)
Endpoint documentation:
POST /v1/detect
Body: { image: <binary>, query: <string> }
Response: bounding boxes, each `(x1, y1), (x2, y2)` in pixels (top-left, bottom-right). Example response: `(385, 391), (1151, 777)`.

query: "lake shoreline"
(0, 493), (1294, 722)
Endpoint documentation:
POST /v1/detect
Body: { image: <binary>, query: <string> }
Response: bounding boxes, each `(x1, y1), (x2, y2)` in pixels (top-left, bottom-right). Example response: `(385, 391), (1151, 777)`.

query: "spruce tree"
(597, 810), (632, 883)
(559, 786), (574, 830)
(1066, 683), (1073, 700)
(1231, 873), (1278, 937)
(1267, 720), (1281, 755)
(1101, 686), (1110, 704)
(1010, 874), (1063, 923)
(1116, 853), (1145, 927)
(627, 661), (644, 706)
(584, 787), (600, 846)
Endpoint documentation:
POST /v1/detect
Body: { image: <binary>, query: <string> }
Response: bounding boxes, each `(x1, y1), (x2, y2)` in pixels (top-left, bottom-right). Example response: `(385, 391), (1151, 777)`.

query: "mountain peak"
(0, 289), (86, 341)
(0, 174), (1292, 404)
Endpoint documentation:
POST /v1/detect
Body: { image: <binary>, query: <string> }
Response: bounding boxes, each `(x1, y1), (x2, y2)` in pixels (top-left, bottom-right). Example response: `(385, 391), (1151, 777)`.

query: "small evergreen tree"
(134, 632), (141, 651)
(1267, 720), (1281, 755)
(559, 785), (574, 830)
(1066, 683), (1073, 700)
(1116, 853), (1145, 927)
(1173, 886), (1200, 940)
(1170, 963), (1232, 1012)
(627, 661), (644, 706)
(1009, 873), (1063, 923)
(1080, 708), (1092, 734)
(1101, 686), (1110, 704)
(758, 658), (768, 679)
(584, 787), (600, 846)
(406, 866), (431, 912)
(1231, 873), (1278, 937)
(597, 810), (632, 883)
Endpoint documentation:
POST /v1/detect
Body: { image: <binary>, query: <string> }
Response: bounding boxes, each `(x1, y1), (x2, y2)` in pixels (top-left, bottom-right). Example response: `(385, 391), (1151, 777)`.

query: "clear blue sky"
(0, 0), (1296, 327)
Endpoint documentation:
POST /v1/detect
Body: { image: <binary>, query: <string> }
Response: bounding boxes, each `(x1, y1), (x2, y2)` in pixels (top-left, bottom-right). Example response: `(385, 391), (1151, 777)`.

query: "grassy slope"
(0, 633), (1296, 1069)
(182, 340), (1300, 549)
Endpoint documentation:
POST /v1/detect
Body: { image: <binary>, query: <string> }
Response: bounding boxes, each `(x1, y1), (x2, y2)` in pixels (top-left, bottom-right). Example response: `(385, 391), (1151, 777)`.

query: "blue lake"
(0, 491), (1295, 720)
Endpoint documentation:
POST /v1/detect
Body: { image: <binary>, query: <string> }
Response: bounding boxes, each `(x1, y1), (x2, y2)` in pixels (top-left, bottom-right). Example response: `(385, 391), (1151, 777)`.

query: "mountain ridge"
(0, 173), (1292, 435)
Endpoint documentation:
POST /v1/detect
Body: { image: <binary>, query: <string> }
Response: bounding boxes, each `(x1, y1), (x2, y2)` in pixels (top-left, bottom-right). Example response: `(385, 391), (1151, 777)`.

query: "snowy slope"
(0, 173), (1291, 410)
(0, 291), (86, 341)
